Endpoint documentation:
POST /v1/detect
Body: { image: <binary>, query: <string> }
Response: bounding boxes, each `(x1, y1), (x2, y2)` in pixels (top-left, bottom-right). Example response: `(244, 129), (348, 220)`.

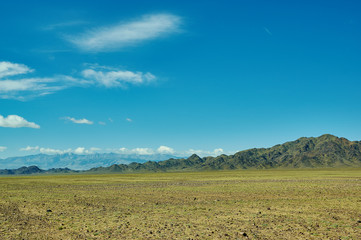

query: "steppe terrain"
(1, 169), (361, 239)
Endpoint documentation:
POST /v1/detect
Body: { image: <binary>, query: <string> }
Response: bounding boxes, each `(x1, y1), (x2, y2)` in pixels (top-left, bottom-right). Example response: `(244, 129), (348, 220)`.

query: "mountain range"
(1, 134), (361, 175)
(0, 152), (178, 170)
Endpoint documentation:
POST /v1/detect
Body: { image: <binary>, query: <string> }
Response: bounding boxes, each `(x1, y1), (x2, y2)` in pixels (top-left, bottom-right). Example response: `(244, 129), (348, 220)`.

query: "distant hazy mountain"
(0, 152), (179, 170)
(2, 134), (361, 175)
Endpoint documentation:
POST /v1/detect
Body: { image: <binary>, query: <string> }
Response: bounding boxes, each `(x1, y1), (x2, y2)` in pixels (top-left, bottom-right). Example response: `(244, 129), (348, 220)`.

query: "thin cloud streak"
(82, 68), (156, 88)
(66, 13), (182, 52)
(264, 27), (272, 36)
(64, 117), (93, 125)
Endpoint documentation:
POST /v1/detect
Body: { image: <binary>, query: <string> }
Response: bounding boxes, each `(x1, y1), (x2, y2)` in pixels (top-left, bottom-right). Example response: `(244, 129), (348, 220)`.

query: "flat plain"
(1, 169), (361, 239)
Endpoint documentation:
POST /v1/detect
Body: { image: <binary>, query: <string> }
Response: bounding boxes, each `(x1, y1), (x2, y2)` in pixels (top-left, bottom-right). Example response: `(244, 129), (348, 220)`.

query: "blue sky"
(0, 0), (360, 159)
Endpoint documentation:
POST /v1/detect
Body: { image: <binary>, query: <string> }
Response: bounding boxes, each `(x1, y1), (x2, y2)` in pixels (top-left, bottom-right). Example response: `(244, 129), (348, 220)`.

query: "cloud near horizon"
(157, 145), (175, 154)
(186, 148), (224, 156)
(66, 13), (181, 52)
(0, 146), (7, 152)
(17, 145), (228, 157)
(0, 114), (40, 128)
(20, 146), (101, 155)
(20, 146), (39, 151)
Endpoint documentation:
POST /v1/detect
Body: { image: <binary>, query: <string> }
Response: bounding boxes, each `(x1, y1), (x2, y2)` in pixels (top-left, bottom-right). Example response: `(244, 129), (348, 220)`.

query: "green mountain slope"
(88, 134), (361, 173)
(1, 134), (361, 175)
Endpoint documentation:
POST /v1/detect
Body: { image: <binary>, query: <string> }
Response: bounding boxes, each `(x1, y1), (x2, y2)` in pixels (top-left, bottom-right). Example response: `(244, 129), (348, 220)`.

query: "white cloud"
(0, 146), (7, 152)
(73, 147), (101, 154)
(0, 78), (66, 100)
(213, 148), (224, 155)
(116, 147), (128, 153)
(37, 147), (100, 155)
(40, 147), (70, 155)
(185, 148), (224, 157)
(0, 62), (59, 100)
(0, 78), (54, 92)
(0, 61), (33, 78)
(115, 147), (155, 155)
(74, 147), (86, 154)
(132, 148), (155, 155)
(0, 61), (157, 100)
(114, 146), (176, 155)
(186, 149), (205, 156)
(157, 146), (175, 154)
(90, 147), (101, 152)
(20, 146), (39, 151)
(17, 144), (227, 157)
(0, 61), (70, 100)
(98, 121), (106, 125)
(81, 68), (156, 88)
(67, 13), (181, 52)
(126, 118), (132, 122)
(64, 117), (93, 125)
(0, 114), (40, 128)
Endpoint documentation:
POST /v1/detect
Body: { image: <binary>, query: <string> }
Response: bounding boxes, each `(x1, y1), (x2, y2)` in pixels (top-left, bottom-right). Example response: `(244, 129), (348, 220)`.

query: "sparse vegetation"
(3, 134), (361, 176)
(1, 168), (361, 239)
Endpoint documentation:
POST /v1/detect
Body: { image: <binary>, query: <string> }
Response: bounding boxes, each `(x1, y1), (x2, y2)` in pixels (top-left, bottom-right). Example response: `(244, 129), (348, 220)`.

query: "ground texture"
(1, 169), (361, 239)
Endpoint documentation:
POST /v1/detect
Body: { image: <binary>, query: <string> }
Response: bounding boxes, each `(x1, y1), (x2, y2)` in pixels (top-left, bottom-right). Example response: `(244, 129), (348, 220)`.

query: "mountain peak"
(1, 135), (361, 175)
(188, 154), (202, 161)
(318, 134), (339, 140)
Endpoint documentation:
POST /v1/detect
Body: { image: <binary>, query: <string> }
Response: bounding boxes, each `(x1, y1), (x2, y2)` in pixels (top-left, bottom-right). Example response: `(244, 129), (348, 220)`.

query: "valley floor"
(1, 169), (361, 239)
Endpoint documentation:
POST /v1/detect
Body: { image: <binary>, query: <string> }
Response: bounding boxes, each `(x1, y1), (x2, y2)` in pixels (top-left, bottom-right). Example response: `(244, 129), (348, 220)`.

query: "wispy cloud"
(0, 61), (157, 100)
(126, 118), (133, 122)
(263, 27), (272, 36)
(0, 61), (74, 100)
(0, 146), (7, 152)
(0, 77), (67, 100)
(64, 117), (93, 125)
(0, 61), (33, 79)
(0, 114), (40, 128)
(66, 13), (182, 52)
(82, 68), (156, 88)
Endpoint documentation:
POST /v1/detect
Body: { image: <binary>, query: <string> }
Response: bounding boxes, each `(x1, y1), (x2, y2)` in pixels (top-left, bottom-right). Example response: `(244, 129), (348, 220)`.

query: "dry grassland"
(1, 169), (361, 239)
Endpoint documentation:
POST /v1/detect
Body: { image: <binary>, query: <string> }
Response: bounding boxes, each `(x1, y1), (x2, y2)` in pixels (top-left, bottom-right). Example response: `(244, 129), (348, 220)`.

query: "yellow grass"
(1, 168), (361, 239)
